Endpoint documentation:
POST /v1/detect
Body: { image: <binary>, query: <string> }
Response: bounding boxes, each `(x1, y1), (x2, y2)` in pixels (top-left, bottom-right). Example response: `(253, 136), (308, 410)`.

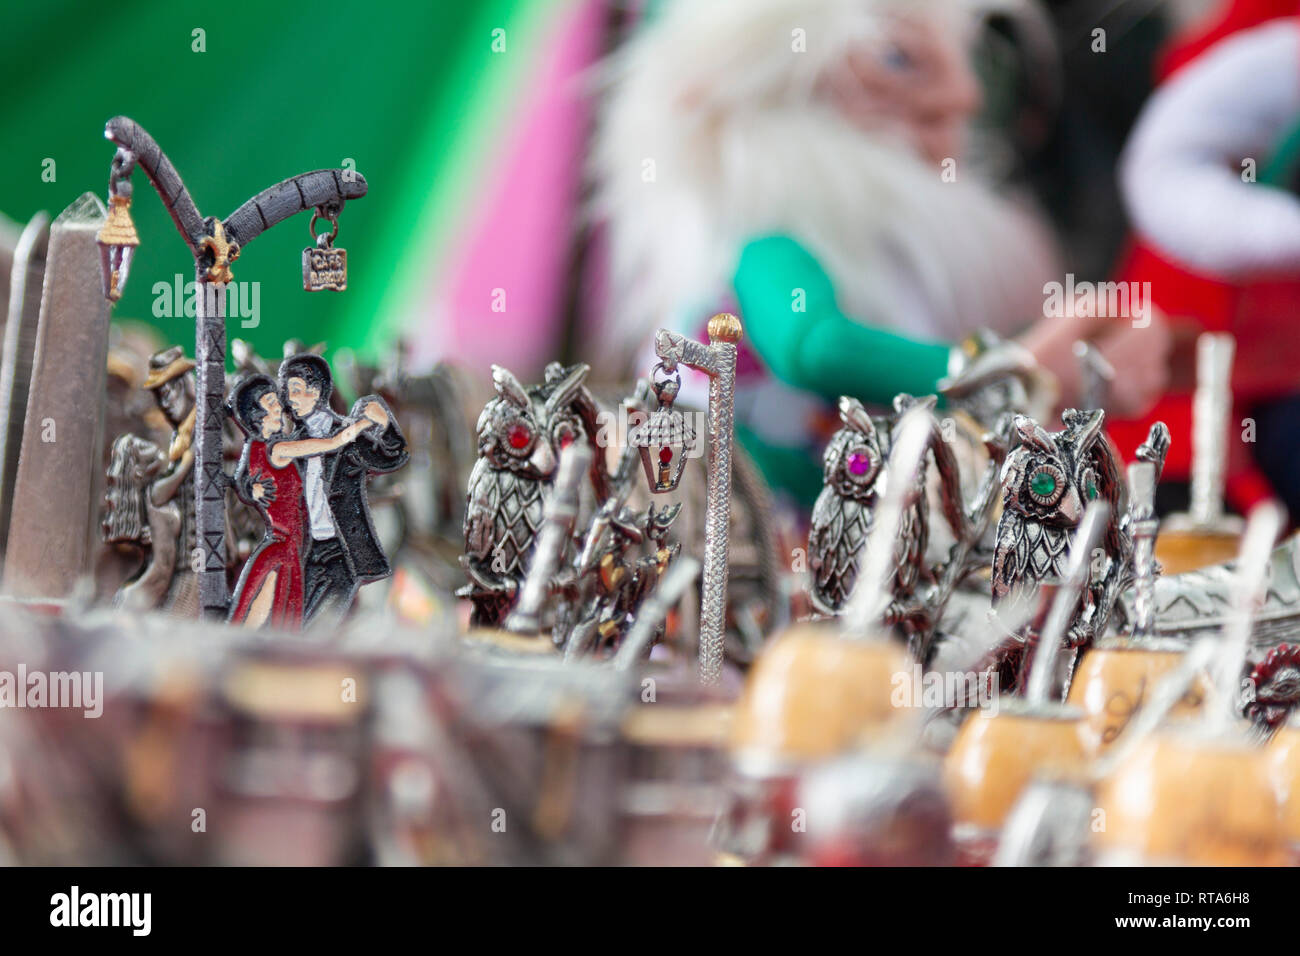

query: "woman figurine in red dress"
(227, 374), (381, 629)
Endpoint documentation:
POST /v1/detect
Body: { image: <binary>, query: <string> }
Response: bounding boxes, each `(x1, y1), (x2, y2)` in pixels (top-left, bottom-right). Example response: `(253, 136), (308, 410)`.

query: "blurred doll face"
(820, 9), (982, 165)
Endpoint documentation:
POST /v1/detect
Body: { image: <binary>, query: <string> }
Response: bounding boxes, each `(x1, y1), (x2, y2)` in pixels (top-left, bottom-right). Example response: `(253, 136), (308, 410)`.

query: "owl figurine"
(459, 362), (593, 628)
(991, 408), (1123, 634)
(807, 396), (930, 620)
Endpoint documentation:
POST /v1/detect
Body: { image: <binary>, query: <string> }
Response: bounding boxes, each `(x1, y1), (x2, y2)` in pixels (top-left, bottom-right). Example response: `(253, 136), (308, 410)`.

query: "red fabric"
(1106, 243), (1300, 510)
(1159, 0), (1300, 79)
(230, 441), (307, 629)
(1105, 1), (1300, 511)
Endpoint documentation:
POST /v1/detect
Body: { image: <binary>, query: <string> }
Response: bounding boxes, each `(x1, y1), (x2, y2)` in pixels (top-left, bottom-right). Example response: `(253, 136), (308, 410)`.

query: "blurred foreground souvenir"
(946, 504), (1107, 862)
(721, 410), (941, 863)
(1094, 504), (1288, 865)
(1066, 463), (1207, 752)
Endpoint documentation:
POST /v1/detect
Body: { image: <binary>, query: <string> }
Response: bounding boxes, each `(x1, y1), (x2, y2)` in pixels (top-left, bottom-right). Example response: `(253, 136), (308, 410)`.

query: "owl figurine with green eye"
(990, 408), (1123, 621)
(807, 395), (939, 619)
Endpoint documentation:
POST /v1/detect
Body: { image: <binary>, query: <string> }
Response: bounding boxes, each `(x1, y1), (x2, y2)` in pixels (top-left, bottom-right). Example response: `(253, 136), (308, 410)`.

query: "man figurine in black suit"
(278, 353), (409, 623)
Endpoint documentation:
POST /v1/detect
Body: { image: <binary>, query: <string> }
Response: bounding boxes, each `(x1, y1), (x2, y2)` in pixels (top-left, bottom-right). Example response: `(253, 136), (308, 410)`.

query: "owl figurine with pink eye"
(807, 396), (929, 618)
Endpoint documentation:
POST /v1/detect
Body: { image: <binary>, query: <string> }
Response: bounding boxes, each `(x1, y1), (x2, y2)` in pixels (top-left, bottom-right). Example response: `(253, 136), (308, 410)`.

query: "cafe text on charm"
(303, 245), (347, 292)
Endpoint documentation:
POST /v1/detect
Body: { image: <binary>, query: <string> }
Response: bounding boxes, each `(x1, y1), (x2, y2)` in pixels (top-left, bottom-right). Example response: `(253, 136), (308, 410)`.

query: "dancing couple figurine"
(227, 353), (408, 629)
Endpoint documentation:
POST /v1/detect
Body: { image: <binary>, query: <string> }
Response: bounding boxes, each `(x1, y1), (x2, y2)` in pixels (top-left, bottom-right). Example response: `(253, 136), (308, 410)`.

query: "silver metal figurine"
(97, 116), (369, 618)
(1126, 461), (1160, 640)
(633, 314), (742, 685)
(459, 362), (602, 628)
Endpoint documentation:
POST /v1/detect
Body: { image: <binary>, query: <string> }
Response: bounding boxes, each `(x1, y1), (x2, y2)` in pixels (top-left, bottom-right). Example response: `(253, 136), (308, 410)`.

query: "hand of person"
(251, 471), (276, 503)
(1091, 312), (1173, 418)
(361, 400), (388, 427)
(346, 417), (377, 441)
(1016, 309), (1091, 410)
(1017, 306), (1171, 418)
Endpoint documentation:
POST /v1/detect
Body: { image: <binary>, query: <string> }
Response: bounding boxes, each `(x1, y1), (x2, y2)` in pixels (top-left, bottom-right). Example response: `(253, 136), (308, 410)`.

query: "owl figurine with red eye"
(807, 396), (929, 617)
(459, 362), (594, 628)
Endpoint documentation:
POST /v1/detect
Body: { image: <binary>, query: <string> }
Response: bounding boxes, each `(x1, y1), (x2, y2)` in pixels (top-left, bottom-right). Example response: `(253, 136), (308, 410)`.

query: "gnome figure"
(592, 0), (1071, 505)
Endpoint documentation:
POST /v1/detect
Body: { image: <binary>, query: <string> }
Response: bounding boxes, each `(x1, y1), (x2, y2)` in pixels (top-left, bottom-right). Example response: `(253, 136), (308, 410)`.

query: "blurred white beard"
(589, 0), (1058, 360)
(594, 102), (1057, 355)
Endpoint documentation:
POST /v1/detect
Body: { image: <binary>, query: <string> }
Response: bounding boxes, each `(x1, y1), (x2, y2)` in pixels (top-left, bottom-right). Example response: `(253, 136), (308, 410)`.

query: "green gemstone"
(1086, 481), (1099, 500)
(1030, 471), (1057, 498)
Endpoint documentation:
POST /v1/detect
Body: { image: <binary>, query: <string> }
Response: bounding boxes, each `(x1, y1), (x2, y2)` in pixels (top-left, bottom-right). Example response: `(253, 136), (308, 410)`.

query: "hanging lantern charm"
(96, 160), (140, 303)
(629, 363), (695, 494)
(302, 204), (348, 292)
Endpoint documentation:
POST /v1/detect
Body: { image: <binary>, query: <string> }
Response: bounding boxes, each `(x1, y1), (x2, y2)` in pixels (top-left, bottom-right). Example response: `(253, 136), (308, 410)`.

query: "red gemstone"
(508, 424), (532, 449)
(658, 446), (674, 464)
(847, 451), (871, 476)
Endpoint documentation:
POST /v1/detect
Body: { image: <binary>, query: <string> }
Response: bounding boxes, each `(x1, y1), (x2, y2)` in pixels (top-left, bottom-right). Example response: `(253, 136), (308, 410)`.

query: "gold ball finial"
(707, 312), (743, 344)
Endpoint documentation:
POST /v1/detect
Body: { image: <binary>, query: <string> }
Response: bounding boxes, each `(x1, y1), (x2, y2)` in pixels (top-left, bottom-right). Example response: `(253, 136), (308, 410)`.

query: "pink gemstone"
(847, 451), (871, 476)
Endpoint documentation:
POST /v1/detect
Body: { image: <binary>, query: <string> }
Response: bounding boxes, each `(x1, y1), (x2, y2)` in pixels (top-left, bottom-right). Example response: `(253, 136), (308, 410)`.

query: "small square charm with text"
(303, 246), (347, 292)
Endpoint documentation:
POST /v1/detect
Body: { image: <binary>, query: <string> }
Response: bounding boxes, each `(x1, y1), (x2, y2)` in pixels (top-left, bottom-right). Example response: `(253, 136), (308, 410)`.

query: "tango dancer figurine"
(226, 374), (381, 628)
(227, 355), (407, 629)
(96, 116), (369, 617)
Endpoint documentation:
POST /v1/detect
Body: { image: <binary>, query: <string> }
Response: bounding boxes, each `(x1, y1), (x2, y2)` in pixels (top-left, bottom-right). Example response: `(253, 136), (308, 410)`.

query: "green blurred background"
(0, 0), (552, 362)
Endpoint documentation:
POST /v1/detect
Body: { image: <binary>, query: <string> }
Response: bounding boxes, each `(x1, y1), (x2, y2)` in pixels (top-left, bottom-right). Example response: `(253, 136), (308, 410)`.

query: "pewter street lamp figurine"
(629, 313), (742, 685)
(95, 117), (368, 618)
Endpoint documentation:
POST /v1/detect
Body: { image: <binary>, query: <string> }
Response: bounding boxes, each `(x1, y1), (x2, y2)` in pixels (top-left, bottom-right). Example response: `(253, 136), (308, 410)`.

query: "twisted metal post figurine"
(95, 117), (368, 617)
(1126, 461), (1160, 640)
(642, 314), (742, 685)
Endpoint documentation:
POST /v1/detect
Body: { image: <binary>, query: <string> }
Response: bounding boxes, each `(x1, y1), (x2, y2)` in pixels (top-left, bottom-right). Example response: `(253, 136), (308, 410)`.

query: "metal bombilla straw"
(1162, 333), (1243, 537)
(1069, 506), (1285, 866)
(1205, 500), (1286, 737)
(1127, 461), (1160, 641)
(1190, 334), (1239, 530)
(504, 443), (592, 636)
(1023, 501), (1111, 707)
(842, 407), (934, 638)
(613, 557), (702, 671)
(994, 638), (1219, 867)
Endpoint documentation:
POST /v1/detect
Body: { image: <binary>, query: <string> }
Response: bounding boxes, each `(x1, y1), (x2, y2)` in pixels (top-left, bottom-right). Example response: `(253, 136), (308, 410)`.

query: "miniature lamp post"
(629, 313), (742, 685)
(95, 117), (368, 618)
